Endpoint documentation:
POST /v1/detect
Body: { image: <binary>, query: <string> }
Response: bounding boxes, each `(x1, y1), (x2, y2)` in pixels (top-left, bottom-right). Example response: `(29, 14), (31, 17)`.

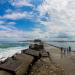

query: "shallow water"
(48, 41), (75, 51)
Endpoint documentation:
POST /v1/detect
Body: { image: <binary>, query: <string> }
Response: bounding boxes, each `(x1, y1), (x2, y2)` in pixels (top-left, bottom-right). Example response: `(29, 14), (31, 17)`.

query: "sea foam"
(0, 46), (28, 61)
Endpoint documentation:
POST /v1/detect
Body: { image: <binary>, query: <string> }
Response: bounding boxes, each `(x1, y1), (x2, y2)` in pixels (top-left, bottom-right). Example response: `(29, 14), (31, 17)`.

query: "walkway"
(44, 43), (75, 75)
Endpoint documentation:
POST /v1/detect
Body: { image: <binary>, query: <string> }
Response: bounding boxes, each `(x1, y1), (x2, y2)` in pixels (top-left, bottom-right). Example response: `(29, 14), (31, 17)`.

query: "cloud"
(0, 12), (33, 20)
(0, 21), (16, 25)
(11, 0), (33, 7)
(0, 21), (16, 30)
(0, 25), (49, 41)
(35, 0), (75, 40)
(1, 0), (75, 41)
(0, 21), (25, 41)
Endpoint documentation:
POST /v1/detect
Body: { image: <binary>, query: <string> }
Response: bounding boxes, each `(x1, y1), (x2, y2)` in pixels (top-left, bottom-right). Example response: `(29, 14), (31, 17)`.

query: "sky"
(0, 0), (75, 41)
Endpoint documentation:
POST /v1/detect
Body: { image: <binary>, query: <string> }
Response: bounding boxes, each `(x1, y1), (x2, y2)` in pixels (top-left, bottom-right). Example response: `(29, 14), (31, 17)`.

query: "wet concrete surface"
(44, 43), (75, 75)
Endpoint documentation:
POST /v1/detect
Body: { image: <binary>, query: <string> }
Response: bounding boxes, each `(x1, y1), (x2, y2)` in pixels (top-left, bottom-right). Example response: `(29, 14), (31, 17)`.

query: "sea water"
(48, 41), (75, 51)
(0, 41), (29, 61)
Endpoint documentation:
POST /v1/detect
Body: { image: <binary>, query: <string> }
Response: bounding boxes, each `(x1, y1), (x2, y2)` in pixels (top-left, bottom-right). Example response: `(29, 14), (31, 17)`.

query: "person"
(60, 47), (63, 54)
(67, 47), (69, 53)
(64, 48), (66, 54)
(69, 46), (71, 52)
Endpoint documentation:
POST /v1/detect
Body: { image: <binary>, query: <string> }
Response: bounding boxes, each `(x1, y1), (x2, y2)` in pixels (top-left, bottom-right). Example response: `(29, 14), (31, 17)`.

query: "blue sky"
(0, 0), (75, 41)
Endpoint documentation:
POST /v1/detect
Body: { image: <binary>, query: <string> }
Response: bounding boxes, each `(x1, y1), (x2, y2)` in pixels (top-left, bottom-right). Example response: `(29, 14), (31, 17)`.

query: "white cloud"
(7, 22), (16, 25)
(36, 0), (75, 40)
(1, 0), (75, 41)
(0, 12), (32, 20)
(12, 0), (33, 7)
(0, 25), (11, 30)
(0, 21), (16, 31)
(0, 26), (50, 41)
(0, 22), (26, 41)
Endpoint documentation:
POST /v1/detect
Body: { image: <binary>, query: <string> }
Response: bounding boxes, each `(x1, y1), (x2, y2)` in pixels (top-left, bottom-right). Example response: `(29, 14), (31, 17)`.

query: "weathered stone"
(0, 54), (34, 75)
(0, 70), (12, 75)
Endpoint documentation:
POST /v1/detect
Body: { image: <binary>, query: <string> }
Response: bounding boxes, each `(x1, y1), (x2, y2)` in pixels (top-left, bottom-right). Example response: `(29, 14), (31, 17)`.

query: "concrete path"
(44, 43), (75, 75)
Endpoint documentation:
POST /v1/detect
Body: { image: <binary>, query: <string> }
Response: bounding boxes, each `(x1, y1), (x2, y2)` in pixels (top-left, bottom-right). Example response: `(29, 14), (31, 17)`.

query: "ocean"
(0, 41), (29, 61)
(48, 41), (75, 51)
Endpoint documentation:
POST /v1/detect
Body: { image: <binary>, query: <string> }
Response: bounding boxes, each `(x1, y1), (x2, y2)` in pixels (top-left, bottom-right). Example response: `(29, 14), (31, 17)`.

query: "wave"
(0, 46), (28, 61)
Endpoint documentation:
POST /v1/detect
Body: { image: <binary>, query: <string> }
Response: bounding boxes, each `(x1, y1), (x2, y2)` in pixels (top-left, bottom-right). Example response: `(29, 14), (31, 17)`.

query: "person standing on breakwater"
(64, 48), (67, 54)
(68, 46), (71, 53)
(67, 47), (69, 53)
(60, 47), (63, 54)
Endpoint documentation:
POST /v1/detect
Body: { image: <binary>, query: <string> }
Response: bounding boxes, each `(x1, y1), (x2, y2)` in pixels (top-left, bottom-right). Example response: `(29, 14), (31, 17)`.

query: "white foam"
(0, 46), (28, 61)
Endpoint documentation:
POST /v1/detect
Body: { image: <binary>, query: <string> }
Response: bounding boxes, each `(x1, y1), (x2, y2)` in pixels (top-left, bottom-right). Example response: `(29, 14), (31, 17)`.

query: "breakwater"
(0, 40), (66, 75)
(0, 52), (34, 75)
(0, 39), (49, 75)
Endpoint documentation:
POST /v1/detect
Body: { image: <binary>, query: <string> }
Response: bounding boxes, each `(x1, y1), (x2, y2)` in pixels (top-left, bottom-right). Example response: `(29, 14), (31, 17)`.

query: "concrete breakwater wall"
(0, 50), (34, 75)
(0, 50), (48, 75)
(0, 40), (56, 75)
(0, 43), (66, 75)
